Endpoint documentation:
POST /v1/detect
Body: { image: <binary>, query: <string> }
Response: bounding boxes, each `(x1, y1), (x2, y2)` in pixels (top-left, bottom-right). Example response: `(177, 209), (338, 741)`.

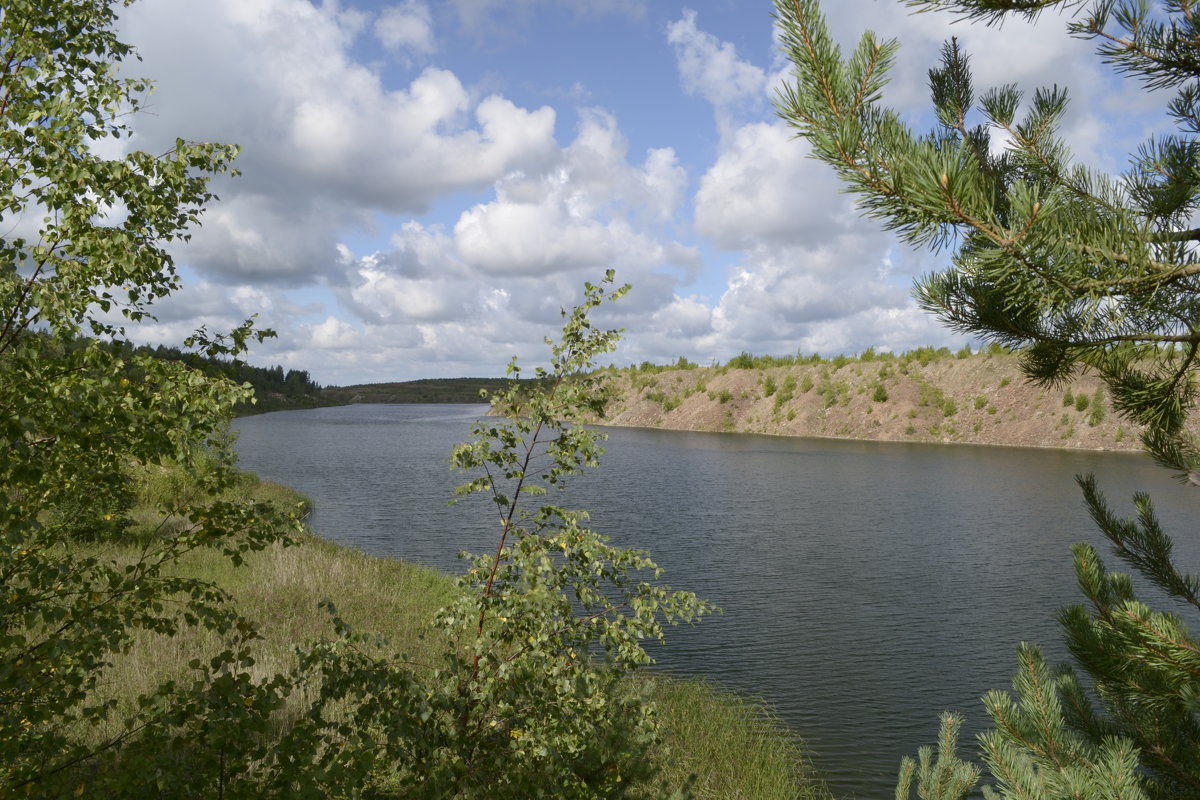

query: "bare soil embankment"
(592, 352), (1162, 451)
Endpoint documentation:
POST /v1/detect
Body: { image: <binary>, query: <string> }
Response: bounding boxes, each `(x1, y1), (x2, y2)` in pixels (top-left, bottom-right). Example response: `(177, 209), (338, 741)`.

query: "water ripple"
(235, 406), (1198, 799)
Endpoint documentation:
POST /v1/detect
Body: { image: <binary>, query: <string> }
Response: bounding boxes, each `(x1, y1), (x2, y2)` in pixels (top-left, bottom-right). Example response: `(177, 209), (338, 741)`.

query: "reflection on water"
(234, 404), (1198, 799)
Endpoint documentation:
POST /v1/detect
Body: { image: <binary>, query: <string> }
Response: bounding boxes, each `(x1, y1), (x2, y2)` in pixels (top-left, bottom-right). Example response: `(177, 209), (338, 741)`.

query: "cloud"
(448, 0), (647, 39)
(374, 1), (436, 59)
(667, 9), (767, 108)
(307, 316), (361, 350)
(349, 266), (466, 323)
(453, 109), (694, 276)
(106, 0), (1140, 385)
(667, 8), (767, 137)
(694, 239), (955, 360)
(693, 122), (857, 250)
(119, 0), (558, 282)
(653, 295), (715, 339)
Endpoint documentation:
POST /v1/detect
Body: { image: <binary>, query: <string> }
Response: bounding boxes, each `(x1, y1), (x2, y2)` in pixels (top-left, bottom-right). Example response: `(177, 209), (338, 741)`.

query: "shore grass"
(640, 676), (828, 799)
(91, 471), (828, 800)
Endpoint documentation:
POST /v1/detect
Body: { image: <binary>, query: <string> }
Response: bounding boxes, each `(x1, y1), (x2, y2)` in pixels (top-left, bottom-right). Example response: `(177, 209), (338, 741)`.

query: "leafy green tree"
(1, 4), (710, 797)
(0, 1), (308, 795)
(775, 0), (1200, 797)
(0, 0), (713, 796)
(288, 274), (712, 798)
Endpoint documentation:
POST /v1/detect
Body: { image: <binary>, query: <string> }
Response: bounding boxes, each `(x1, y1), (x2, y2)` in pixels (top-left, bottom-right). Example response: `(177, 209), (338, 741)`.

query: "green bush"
(774, 375), (799, 412)
(1088, 388), (1106, 426)
(819, 379), (849, 408)
(916, 379), (945, 409)
(727, 352), (755, 369)
(1075, 392), (1090, 412)
(872, 384), (889, 402)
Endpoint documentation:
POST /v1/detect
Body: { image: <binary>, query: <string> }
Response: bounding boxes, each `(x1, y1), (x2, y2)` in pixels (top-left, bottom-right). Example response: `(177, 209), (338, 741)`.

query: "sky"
(108, 0), (1171, 385)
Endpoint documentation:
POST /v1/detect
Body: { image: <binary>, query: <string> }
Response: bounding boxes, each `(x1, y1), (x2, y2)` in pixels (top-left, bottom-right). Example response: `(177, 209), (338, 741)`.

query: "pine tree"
(774, 1), (1200, 797)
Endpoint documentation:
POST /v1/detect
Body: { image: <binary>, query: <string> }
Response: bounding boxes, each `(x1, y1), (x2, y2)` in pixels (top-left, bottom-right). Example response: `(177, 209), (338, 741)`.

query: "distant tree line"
(88, 338), (333, 415)
(621, 342), (1017, 375)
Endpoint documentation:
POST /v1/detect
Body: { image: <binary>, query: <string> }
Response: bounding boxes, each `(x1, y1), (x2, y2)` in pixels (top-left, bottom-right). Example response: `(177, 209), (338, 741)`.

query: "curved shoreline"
(586, 416), (1152, 456)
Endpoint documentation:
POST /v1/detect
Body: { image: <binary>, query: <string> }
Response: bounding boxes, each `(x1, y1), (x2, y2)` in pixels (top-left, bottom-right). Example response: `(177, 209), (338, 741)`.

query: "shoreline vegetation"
(316, 347), (1200, 452)
(115, 465), (829, 800)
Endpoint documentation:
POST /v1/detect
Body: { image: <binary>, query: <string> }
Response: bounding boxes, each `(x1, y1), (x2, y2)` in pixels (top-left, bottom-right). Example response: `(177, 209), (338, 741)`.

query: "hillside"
(592, 349), (1164, 451)
(320, 377), (515, 404)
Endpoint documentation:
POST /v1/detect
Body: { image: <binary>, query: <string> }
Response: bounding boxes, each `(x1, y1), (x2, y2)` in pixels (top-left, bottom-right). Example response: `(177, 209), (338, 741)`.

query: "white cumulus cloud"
(374, 1), (436, 59)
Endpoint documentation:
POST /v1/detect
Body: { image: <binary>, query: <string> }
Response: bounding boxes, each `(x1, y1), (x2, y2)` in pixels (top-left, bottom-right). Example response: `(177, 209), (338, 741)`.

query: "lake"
(233, 403), (1199, 799)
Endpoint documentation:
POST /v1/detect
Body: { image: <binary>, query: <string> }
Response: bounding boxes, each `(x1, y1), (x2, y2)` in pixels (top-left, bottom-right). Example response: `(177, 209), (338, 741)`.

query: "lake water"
(233, 403), (1199, 799)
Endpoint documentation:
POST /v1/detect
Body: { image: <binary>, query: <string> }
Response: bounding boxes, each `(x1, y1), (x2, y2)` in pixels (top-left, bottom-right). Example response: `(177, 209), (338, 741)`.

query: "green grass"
(88, 470), (828, 800)
(638, 677), (826, 800)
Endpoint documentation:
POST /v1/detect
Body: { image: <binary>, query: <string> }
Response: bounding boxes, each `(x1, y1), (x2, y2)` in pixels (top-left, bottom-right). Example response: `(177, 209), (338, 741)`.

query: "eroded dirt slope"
(593, 352), (1160, 451)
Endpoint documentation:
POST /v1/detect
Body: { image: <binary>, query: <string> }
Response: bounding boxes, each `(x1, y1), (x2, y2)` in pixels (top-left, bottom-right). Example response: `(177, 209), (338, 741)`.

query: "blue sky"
(110, 0), (1168, 384)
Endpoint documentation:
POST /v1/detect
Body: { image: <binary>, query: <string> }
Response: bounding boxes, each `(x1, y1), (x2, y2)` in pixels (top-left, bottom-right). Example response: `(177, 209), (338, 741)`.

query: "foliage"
(775, 374), (800, 411)
(283, 274), (713, 799)
(103, 339), (331, 414)
(644, 677), (825, 800)
(775, 0), (1200, 797)
(1089, 388), (1107, 425)
(727, 352), (757, 370)
(0, 0), (311, 795)
(322, 377), (535, 405)
(0, 4), (710, 798)
(775, 0), (1200, 478)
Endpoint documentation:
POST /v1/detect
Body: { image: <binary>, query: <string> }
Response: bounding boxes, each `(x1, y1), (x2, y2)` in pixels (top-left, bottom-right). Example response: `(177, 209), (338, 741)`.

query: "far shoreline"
(584, 415), (1151, 456)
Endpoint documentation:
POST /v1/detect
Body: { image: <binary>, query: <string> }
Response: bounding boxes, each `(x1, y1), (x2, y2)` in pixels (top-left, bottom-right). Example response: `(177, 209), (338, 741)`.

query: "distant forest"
(103, 340), (335, 415)
(108, 340), (548, 411)
(125, 342), (522, 410)
(320, 377), (515, 404)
